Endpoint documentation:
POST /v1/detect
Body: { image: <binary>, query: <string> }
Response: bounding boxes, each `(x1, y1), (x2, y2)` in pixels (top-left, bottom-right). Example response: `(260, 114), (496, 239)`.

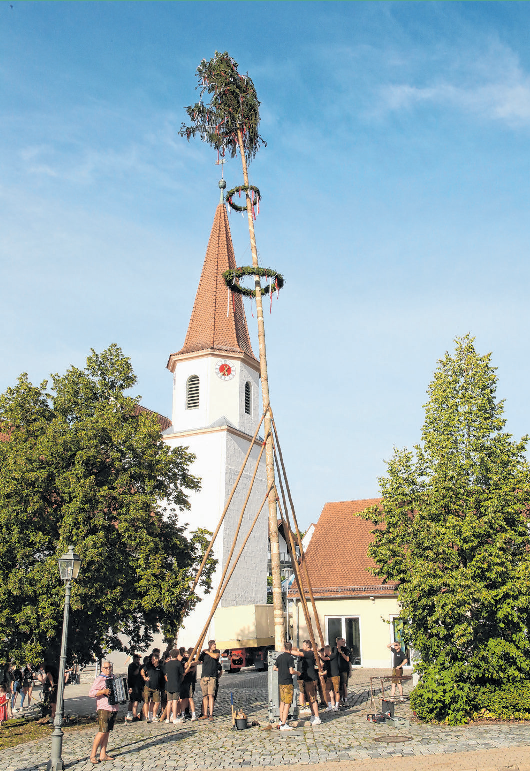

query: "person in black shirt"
(126, 654), (143, 722)
(319, 645), (340, 711)
(388, 641), (408, 701)
(20, 665), (34, 710)
(198, 640), (220, 720)
(293, 641), (321, 725)
(164, 650), (184, 724)
(179, 648), (197, 721)
(273, 642), (296, 730)
(335, 638), (351, 706)
(141, 653), (163, 723)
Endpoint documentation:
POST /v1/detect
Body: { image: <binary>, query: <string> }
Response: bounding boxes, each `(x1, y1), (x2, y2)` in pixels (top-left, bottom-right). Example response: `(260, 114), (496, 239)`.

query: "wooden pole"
(172, 409), (268, 646)
(186, 483), (273, 671)
(271, 415), (325, 647)
(188, 408), (268, 595)
(184, 437), (268, 665)
(236, 128), (284, 650)
(276, 497), (327, 706)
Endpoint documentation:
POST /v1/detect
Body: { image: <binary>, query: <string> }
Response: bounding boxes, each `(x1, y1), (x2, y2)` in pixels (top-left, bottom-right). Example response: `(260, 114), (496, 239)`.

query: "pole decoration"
(179, 51), (266, 163)
(226, 185), (261, 213)
(223, 267), (285, 298)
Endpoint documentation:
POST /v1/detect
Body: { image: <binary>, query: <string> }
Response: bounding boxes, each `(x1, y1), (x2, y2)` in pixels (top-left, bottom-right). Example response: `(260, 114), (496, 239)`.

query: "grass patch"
(0, 715), (98, 750)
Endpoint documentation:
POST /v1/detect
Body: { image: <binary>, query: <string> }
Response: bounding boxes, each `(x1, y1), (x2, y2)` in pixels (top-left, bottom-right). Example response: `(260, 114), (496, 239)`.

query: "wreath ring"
(223, 266), (285, 298)
(225, 185), (261, 213)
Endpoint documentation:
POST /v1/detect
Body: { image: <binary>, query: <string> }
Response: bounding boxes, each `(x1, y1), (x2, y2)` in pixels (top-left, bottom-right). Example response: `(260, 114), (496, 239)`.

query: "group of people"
(88, 641), (222, 764)
(0, 663), (62, 724)
(274, 637), (352, 731)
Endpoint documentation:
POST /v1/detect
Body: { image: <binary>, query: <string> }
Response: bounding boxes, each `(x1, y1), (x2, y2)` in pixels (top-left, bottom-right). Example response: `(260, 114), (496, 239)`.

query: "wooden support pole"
(184, 436), (268, 666)
(188, 408), (268, 596)
(236, 128), (284, 650)
(185, 484), (273, 671)
(271, 415), (325, 647)
(277, 495), (327, 707)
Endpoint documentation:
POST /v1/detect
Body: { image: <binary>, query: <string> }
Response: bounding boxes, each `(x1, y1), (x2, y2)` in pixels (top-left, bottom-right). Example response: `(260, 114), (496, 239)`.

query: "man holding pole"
(273, 641), (296, 731)
(293, 641), (321, 726)
(199, 640), (220, 721)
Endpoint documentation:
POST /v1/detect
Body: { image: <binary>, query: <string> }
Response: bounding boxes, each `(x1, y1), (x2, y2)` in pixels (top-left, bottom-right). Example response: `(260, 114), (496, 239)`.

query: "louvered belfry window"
(244, 381), (251, 415)
(186, 375), (200, 409)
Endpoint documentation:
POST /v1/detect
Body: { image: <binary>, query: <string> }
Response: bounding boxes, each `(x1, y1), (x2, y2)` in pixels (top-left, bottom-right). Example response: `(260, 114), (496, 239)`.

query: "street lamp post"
(47, 545), (81, 771)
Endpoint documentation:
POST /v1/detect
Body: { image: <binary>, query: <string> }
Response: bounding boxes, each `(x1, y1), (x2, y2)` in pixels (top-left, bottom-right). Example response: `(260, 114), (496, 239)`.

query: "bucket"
(236, 718), (248, 730)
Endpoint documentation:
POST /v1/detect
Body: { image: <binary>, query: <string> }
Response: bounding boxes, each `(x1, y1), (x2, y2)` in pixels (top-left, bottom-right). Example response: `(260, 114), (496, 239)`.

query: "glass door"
(325, 616), (361, 665)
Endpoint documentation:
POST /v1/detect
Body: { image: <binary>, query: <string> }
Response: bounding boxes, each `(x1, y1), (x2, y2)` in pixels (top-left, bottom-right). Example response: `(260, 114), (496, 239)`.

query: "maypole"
(180, 51), (285, 648)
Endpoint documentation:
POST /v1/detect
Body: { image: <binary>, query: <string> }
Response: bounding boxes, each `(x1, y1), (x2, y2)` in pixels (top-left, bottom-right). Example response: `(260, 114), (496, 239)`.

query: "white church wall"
(164, 430), (227, 646)
(221, 431), (268, 607)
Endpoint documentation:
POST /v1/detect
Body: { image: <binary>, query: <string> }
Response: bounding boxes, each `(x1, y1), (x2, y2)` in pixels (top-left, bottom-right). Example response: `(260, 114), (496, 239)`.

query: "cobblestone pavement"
(2, 670), (529, 771)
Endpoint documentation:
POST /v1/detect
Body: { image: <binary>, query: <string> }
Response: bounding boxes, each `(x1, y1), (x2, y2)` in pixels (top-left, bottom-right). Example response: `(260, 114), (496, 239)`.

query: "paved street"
(2, 669), (529, 771)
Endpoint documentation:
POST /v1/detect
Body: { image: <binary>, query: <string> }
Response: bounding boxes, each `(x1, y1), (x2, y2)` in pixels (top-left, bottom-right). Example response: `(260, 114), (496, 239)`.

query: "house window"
(244, 381), (252, 415)
(325, 616), (361, 665)
(186, 375), (199, 409)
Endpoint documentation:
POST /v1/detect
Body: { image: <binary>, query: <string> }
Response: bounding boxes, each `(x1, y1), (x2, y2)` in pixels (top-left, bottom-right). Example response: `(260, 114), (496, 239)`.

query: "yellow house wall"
(292, 596), (404, 669)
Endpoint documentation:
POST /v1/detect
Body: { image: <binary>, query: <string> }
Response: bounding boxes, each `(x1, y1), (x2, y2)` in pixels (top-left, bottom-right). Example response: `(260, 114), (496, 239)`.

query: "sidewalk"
(1, 669), (528, 771)
(251, 747), (530, 771)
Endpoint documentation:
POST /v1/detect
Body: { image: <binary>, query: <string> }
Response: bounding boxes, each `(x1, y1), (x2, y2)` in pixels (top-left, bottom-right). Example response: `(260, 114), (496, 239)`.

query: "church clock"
(215, 360), (236, 380)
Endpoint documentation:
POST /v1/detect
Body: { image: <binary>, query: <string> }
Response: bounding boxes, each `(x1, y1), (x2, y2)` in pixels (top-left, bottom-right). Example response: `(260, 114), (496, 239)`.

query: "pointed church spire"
(167, 203), (257, 370)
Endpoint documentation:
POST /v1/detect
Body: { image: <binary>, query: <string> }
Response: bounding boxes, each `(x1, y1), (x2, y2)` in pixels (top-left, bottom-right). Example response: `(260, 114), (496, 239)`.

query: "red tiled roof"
(169, 204), (257, 362)
(289, 498), (398, 599)
(134, 405), (171, 432)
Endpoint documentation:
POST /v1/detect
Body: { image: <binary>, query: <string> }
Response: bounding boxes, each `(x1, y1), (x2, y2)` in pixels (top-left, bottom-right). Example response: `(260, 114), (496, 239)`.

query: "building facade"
(289, 499), (407, 669)
(163, 201), (269, 646)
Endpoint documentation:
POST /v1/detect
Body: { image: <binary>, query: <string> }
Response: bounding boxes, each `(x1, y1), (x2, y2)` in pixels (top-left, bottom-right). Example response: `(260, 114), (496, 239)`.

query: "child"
(0, 684), (9, 725)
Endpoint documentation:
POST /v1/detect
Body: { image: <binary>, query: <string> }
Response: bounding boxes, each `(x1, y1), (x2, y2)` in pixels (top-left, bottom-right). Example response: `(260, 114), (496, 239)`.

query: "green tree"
(361, 335), (530, 723)
(0, 345), (216, 666)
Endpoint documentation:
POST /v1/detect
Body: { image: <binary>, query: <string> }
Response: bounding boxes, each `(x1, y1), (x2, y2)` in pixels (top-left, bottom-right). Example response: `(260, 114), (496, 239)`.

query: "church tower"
(163, 197), (268, 646)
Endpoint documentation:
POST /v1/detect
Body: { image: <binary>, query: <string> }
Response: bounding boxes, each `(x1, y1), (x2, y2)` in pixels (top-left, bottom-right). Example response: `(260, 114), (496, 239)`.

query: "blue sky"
(2, 2), (530, 527)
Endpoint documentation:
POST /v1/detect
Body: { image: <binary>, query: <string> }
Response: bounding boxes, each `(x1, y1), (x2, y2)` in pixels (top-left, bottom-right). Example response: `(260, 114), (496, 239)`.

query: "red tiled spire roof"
(172, 204), (257, 361)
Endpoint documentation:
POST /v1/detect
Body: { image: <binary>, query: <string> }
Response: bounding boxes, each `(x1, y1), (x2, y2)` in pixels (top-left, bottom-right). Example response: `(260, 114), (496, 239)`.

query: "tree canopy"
(361, 335), (530, 723)
(179, 50), (266, 162)
(0, 345), (216, 666)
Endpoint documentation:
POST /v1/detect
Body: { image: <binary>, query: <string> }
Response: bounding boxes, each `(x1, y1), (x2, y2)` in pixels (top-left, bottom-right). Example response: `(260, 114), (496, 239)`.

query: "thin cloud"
(377, 46), (530, 128)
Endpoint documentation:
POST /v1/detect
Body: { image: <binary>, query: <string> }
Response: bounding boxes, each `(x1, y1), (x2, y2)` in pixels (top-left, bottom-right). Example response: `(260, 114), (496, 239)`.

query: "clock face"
(215, 360), (236, 380)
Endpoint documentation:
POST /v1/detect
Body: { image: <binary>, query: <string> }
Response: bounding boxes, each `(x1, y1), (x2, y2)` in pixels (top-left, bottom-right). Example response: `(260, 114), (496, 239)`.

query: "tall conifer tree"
(362, 335), (530, 723)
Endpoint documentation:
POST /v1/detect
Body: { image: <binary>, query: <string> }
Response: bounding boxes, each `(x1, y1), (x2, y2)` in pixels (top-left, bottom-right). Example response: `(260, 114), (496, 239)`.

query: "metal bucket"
(236, 718), (248, 730)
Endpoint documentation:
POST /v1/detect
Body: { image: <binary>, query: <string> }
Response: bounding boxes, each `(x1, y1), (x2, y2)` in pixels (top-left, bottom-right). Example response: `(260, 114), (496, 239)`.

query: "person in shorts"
(388, 641), (408, 701)
(126, 654), (143, 722)
(88, 661), (118, 763)
(336, 638), (351, 706)
(164, 649), (184, 724)
(179, 648), (197, 720)
(293, 641), (321, 726)
(273, 642), (296, 730)
(44, 664), (58, 722)
(198, 640), (220, 720)
(319, 645), (340, 711)
(141, 653), (163, 722)
(20, 664), (34, 710)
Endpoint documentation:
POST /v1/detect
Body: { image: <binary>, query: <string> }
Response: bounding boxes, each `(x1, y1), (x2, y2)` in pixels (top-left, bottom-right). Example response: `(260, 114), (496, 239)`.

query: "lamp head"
(58, 544), (81, 582)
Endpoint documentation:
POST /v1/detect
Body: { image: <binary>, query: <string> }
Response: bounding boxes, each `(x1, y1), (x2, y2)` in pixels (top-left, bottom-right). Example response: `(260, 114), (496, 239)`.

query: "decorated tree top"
(179, 51), (266, 163)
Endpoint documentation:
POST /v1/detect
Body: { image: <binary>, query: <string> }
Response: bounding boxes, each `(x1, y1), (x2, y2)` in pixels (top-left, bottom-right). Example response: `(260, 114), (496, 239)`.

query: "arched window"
(186, 375), (200, 409)
(244, 381), (252, 415)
